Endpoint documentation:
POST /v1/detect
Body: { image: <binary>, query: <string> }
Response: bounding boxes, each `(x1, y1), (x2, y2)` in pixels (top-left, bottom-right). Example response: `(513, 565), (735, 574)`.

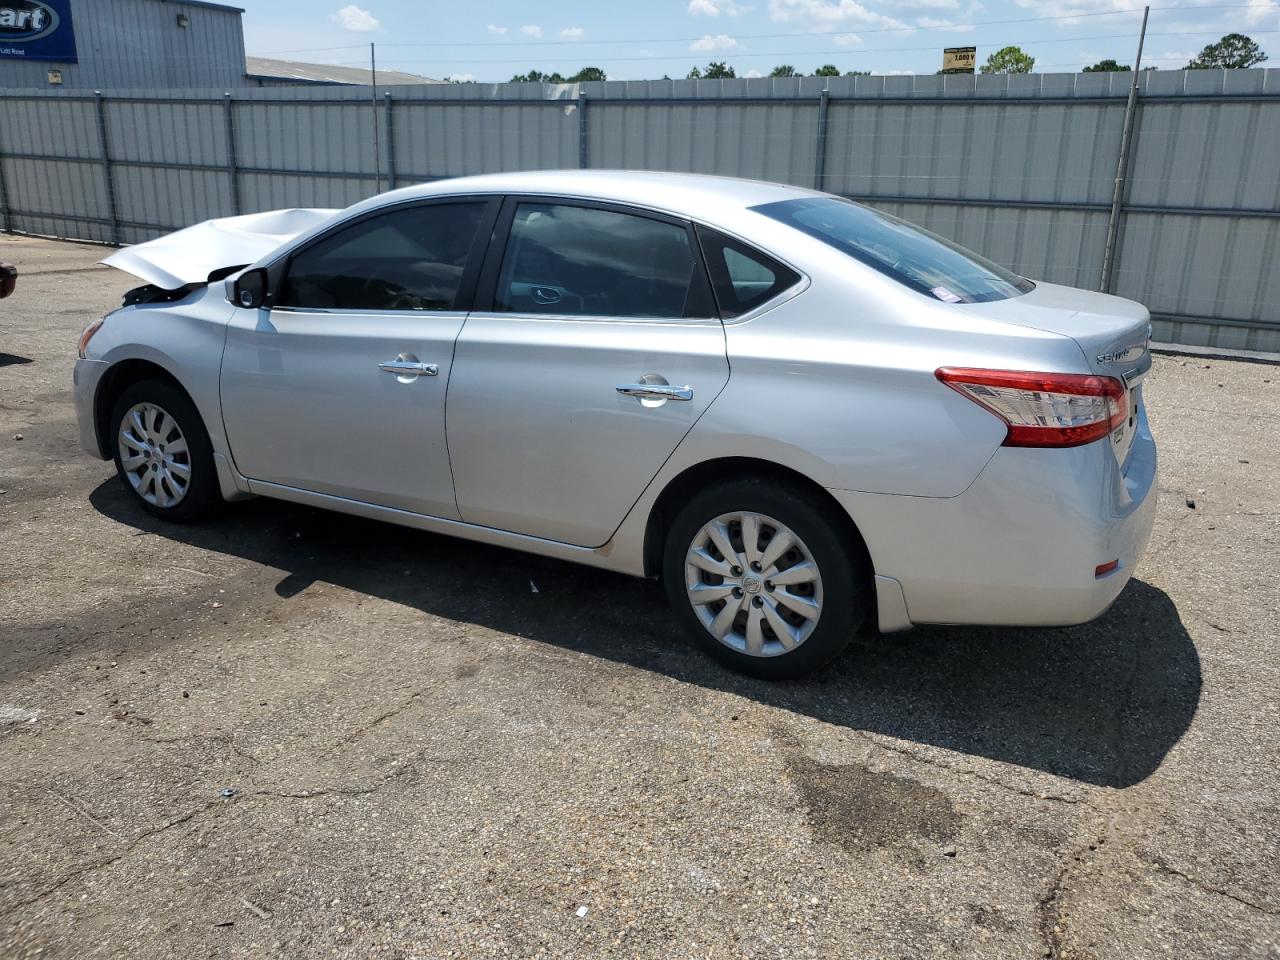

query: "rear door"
(446, 197), (729, 547)
(220, 197), (498, 518)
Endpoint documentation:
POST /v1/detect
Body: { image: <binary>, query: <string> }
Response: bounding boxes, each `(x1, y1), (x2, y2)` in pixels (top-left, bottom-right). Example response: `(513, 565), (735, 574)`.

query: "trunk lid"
(957, 280), (1153, 466)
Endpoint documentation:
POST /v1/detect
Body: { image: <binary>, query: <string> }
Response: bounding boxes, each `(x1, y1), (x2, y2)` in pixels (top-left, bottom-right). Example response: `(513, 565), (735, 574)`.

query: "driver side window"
(280, 201), (488, 311)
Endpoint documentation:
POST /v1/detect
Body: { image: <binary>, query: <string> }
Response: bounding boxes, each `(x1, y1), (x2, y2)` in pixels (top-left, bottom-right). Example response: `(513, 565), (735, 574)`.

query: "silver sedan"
(74, 171), (1157, 678)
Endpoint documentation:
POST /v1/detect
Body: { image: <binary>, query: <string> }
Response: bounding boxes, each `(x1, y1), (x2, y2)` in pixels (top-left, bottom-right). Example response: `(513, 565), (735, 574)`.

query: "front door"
(446, 198), (730, 547)
(220, 198), (496, 519)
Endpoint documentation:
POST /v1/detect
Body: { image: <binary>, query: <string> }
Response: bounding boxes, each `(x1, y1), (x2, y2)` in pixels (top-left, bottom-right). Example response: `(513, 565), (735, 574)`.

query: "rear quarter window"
(696, 226), (800, 319)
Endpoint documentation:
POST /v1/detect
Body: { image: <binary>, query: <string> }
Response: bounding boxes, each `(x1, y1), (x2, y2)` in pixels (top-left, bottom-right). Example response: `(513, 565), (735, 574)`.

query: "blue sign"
(0, 0), (77, 63)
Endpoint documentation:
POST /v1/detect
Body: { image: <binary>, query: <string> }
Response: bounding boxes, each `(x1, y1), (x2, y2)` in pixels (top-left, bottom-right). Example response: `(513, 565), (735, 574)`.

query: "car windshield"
(752, 197), (1034, 304)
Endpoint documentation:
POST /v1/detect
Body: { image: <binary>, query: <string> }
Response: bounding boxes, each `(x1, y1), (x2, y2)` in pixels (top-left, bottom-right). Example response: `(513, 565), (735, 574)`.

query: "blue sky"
(241, 0), (1278, 81)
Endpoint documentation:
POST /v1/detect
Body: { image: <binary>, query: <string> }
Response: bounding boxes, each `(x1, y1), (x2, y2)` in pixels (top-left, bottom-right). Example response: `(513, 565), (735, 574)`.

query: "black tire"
(662, 477), (868, 680)
(109, 378), (220, 523)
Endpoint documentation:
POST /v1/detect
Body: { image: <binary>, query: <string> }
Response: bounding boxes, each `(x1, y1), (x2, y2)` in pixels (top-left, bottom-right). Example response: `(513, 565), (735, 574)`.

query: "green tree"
(845, 69), (870, 76)
(1083, 58), (1130, 72)
(686, 66), (702, 79)
(812, 64), (841, 77)
(568, 66), (607, 82)
(769, 64), (797, 77)
(979, 45), (1035, 74)
(1185, 33), (1268, 69)
(703, 61), (736, 78)
(510, 68), (566, 82)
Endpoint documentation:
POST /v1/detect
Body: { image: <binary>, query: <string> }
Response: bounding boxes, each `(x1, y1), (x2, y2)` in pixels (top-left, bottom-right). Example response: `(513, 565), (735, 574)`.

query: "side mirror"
(0, 263), (16, 300)
(229, 267), (268, 309)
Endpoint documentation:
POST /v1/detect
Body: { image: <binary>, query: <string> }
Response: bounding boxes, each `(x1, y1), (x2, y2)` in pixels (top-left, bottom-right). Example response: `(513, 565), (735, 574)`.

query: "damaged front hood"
(102, 208), (339, 290)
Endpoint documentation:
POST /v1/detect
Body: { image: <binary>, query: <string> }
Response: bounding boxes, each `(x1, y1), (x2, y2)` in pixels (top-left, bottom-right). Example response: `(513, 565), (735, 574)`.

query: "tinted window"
(495, 203), (703, 319)
(753, 197), (1034, 304)
(697, 226), (800, 318)
(281, 202), (487, 311)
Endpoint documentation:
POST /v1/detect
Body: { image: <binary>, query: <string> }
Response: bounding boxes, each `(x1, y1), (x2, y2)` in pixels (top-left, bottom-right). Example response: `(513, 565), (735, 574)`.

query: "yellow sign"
(942, 47), (977, 74)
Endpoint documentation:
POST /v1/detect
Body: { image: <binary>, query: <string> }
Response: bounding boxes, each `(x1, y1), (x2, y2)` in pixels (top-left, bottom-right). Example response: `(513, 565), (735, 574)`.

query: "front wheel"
(662, 478), (868, 680)
(110, 379), (219, 522)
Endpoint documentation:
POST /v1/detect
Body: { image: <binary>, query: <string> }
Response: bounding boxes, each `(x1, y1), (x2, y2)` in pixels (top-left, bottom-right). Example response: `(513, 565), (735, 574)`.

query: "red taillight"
(1095, 559), (1120, 577)
(936, 367), (1128, 448)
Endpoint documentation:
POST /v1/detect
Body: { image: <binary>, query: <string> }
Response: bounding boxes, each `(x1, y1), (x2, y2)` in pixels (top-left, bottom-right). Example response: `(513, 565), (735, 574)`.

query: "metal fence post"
(0, 138), (11, 234)
(384, 92), (397, 190)
(578, 90), (589, 169)
(814, 88), (830, 192)
(1100, 5), (1149, 293)
(94, 91), (122, 245)
(223, 92), (242, 215)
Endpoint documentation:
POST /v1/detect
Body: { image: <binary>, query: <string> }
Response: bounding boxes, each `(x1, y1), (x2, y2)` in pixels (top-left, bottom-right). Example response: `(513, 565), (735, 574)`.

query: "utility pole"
(371, 42), (382, 193)
(1100, 5), (1149, 292)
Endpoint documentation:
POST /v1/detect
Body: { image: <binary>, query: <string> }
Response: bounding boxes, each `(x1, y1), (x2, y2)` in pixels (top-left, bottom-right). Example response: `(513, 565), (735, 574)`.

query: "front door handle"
(616, 383), (694, 402)
(379, 359), (438, 377)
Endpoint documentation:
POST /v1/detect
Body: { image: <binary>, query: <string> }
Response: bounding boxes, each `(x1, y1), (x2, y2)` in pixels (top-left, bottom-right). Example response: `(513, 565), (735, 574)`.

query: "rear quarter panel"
(686, 242), (1094, 498)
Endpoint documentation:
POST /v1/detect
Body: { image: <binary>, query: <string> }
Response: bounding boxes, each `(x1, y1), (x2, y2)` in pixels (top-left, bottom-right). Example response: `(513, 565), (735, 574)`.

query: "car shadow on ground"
(90, 479), (1201, 790)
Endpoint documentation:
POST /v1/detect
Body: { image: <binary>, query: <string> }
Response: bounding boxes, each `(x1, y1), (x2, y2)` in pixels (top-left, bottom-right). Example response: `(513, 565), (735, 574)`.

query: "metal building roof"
(245, 57), (444, 86)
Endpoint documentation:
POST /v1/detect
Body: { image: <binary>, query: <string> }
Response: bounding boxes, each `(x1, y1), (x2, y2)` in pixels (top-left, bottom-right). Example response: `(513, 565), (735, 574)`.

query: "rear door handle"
(379, 360), (438, 377)
(616, 384), (693, 402)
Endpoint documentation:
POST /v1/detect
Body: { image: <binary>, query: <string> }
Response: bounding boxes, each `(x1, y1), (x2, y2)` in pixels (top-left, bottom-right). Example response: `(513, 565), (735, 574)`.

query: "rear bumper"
(74, 358), (109, 459)
(834, 406), (1158, 628)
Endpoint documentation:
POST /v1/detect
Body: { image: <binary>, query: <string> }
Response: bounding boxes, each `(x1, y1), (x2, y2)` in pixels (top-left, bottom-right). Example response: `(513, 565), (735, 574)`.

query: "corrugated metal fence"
(1, 70), (1278, 350)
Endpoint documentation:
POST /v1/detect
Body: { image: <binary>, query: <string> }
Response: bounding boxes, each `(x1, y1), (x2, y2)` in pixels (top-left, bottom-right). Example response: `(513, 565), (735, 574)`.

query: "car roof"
(376, 170), (822, 221)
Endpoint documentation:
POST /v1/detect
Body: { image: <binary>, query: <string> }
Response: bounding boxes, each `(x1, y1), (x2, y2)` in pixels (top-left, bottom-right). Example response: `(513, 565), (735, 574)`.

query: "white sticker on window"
(931, 286), (963, 303)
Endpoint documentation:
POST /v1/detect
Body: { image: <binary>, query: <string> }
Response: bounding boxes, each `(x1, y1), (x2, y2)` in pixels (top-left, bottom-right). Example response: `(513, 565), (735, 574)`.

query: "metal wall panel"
(0, 98), (102, 159)
(106, 101), (227, 166)
(112, 165), (230, 230)
(825, 101), (1124, 204)
(1112, 212), (1280, 324)
(235, 102), (382, 175)
(588, 102), (817, 187)
(1127, 101), (1280, 211)
(238, 172), (375, 212)
(0, 0), (247, 91)
(394, 103), (578, 179)
(0, 71), (1278, 351)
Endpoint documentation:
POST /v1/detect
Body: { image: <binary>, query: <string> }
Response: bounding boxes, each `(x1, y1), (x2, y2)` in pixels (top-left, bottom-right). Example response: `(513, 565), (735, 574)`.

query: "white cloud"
(447, 73), (476, 82)
(1009, 0), (1146, 22)
(333, 4), (379, 32)
(559, 26), (585, 38)
(744, 68), (764, 77)
(690, 33), (739, 50)
(486, 24), (507, 34)
(917, 15), (974, 29)
(833, 32), (863, 45)
(883, 68), (916, 74)
(769, 0), (908, 31)
(688, 0), (752, 14)
(1242, 0), (1278, 23)
(519, 24), (543, 37)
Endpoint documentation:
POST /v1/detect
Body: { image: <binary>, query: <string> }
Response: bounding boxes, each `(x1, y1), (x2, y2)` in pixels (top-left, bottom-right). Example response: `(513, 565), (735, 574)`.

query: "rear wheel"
(110, 379), (219, 522)
(662, 478), (867, 679)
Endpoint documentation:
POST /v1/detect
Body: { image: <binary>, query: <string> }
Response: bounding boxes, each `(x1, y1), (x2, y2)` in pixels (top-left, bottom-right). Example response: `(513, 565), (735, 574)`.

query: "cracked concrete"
(2, 235), (1279, 958)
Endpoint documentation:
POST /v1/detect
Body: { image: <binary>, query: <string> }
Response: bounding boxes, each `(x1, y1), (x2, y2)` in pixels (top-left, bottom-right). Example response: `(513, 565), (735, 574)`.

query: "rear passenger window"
(280, 202), (487, 311)
(697, 226), (800, 319)
(494, 203), (707, 319)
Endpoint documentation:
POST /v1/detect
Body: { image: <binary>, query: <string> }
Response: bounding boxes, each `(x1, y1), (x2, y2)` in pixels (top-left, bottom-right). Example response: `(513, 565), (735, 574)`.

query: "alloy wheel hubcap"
(684, 511), (823, 658)
(117, 402), (191, 508)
